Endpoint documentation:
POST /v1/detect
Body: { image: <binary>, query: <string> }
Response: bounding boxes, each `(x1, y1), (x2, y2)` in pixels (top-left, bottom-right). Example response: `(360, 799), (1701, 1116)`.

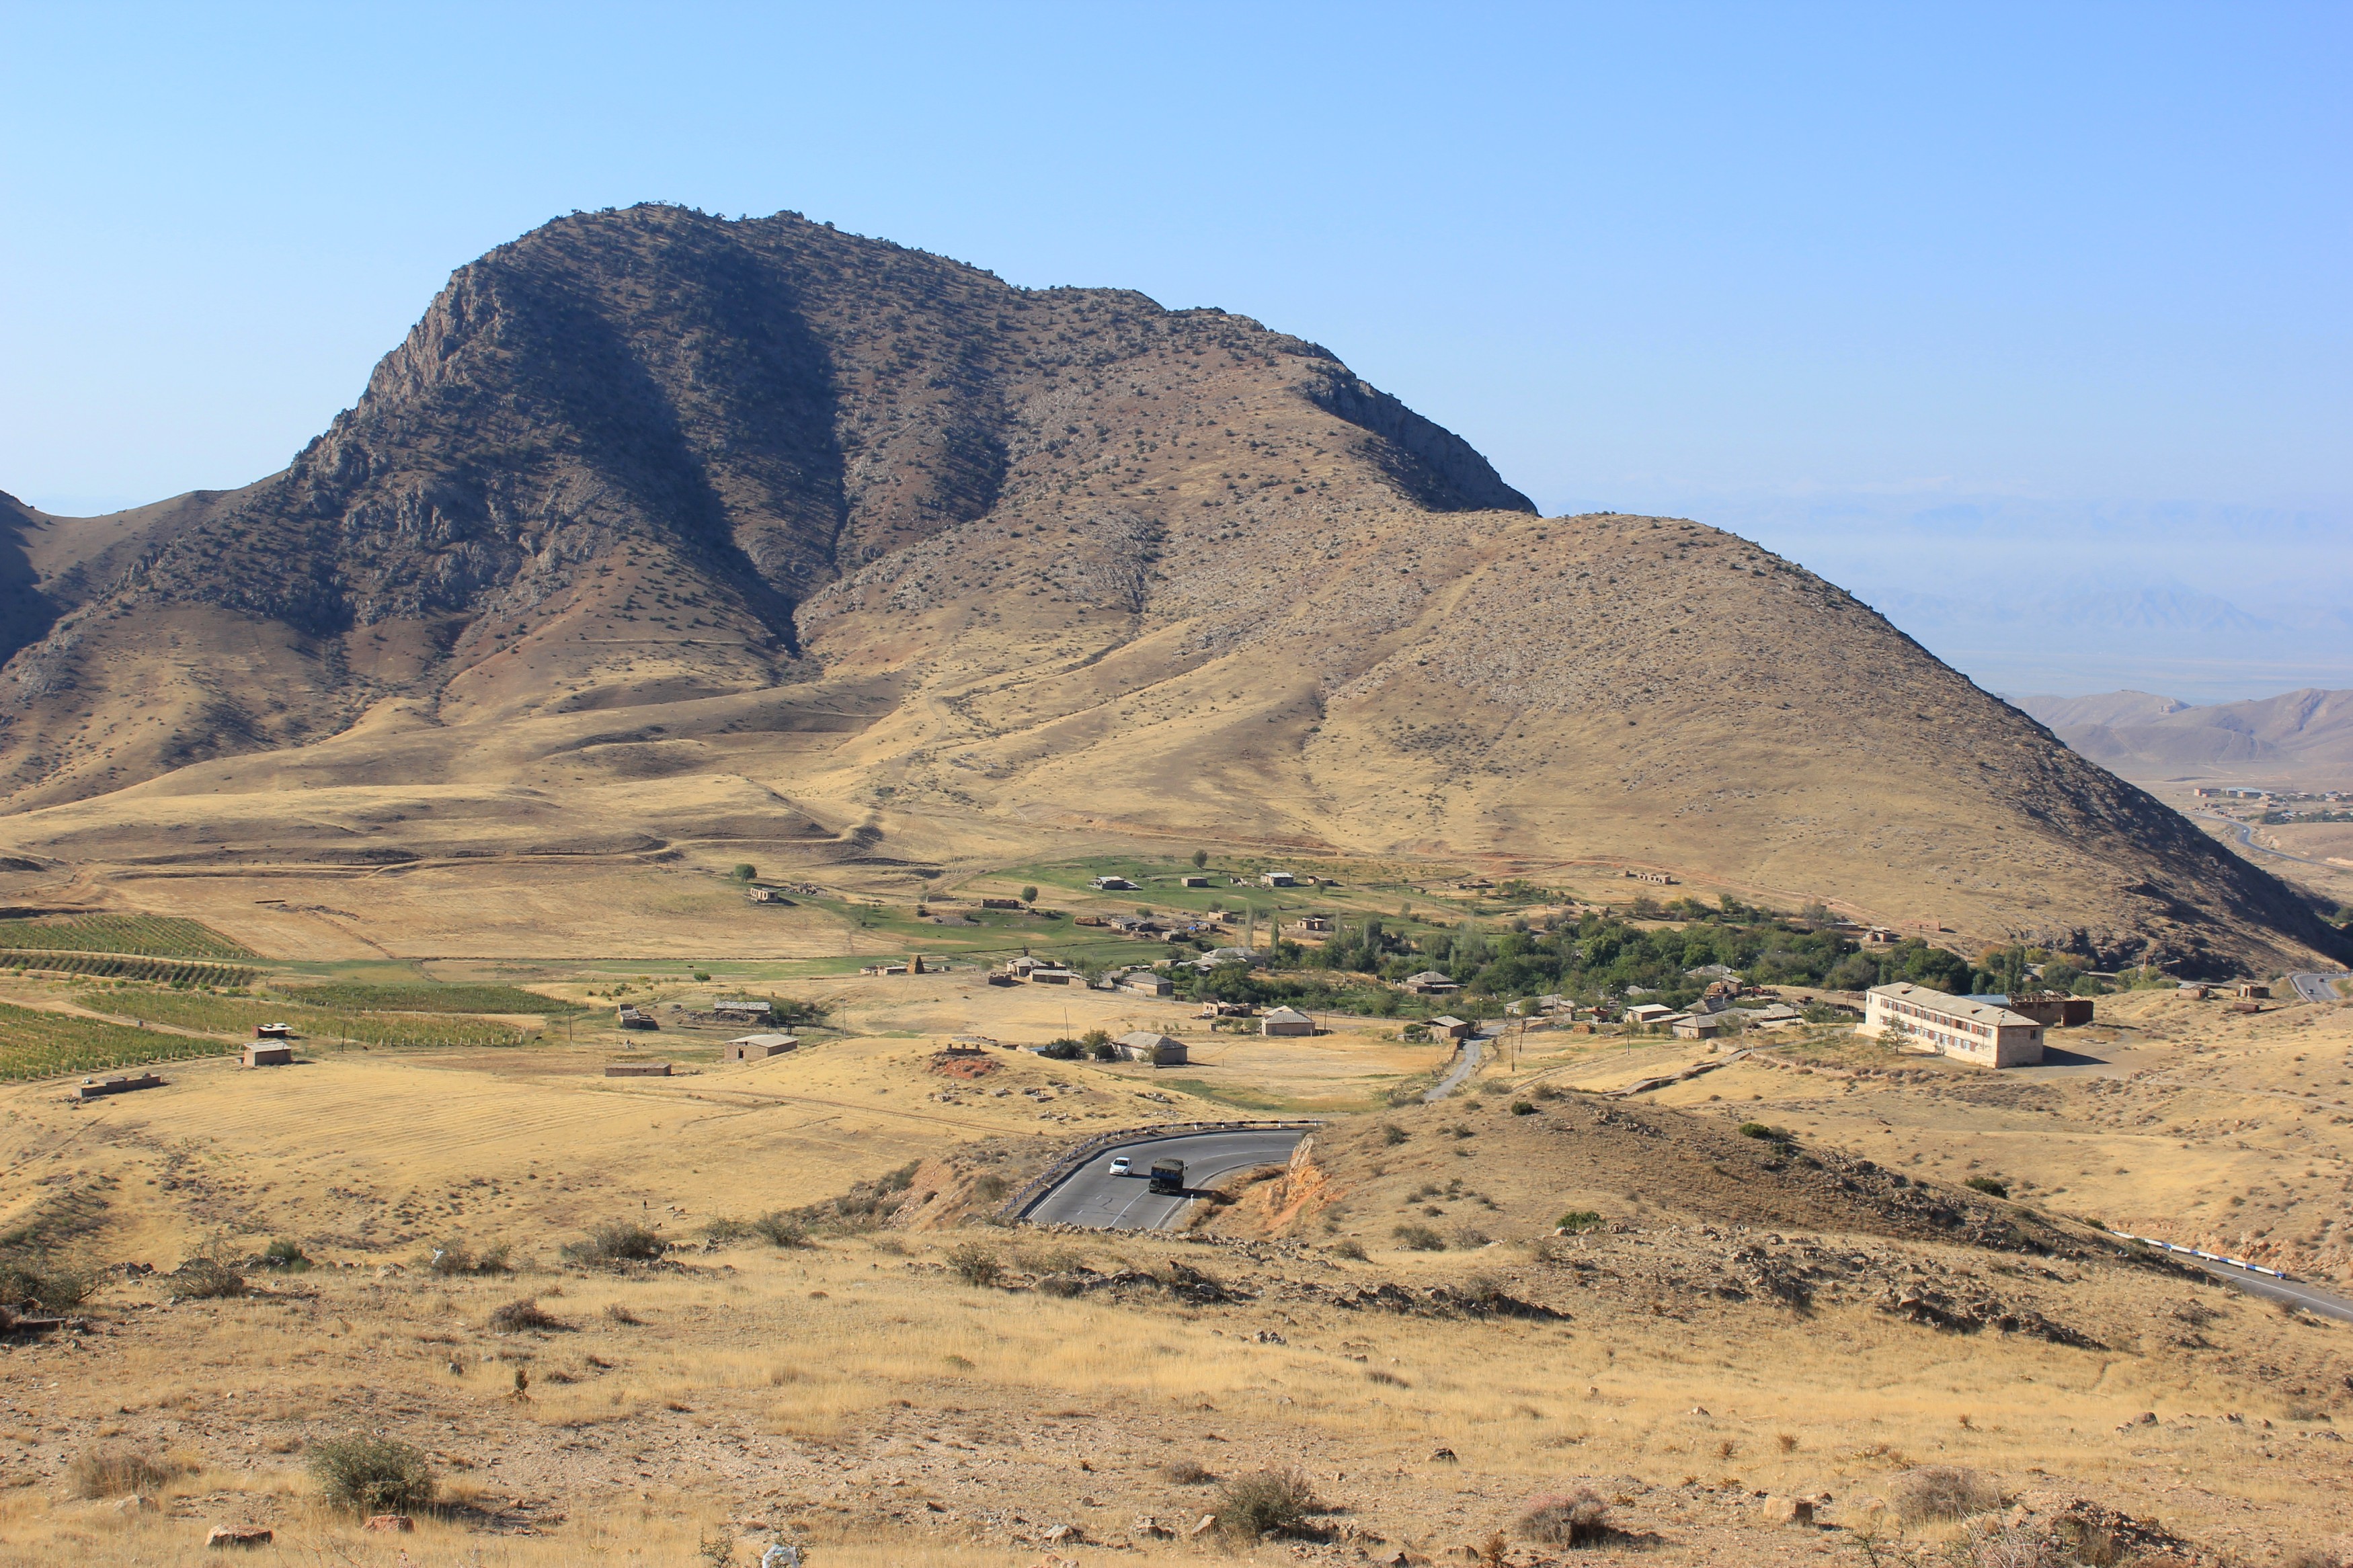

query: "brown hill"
(2020, 688), (2353, 785)
(0, 205), (2339, 975)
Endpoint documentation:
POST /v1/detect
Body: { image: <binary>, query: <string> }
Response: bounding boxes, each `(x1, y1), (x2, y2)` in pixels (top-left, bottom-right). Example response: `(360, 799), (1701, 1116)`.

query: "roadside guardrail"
(2106, 1229), (2293, 1280)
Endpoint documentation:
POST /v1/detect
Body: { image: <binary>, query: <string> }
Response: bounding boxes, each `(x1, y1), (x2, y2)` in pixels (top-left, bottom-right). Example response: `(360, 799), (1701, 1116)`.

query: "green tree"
(730, 863), (757, 882)
(1192, 849), (1209, 869)
(1021, 885), (1039, 904)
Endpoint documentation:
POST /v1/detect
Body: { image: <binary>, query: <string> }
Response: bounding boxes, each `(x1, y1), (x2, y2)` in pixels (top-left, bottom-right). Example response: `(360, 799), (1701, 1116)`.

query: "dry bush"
(65, 1445), (181, 1499)
(700, 1216), (757, 1243)
(561, 1221), (664, 1265)
(487, 1297), (569, 1332)
(170, 1257), (246, 1300)
(1515, 1488), (1610, 1547)
(1393, 1224), (1446, 1251)
(1968, 1521), (2061, 1567)
(0, 1256), (94, 1311)
(1893, 1465), (2001, 1524)
(1160, 1458), (1215, 1485)
(752, 1212), (811, 1248)
(969, 1173), (1010, 1203)
(427, 1241), (511, 1276)
(1214, 1467), (1319, 1538)
(308, 1433), (437, 1514)
(947, 1243), (1002, 1286)
(1330, 1238), (1367, 1261)
(603, 1303), (642, 1326)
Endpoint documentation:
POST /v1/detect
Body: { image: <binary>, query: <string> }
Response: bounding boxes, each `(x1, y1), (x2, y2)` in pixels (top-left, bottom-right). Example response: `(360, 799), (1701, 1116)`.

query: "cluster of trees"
(1155, 905), (2006, 1016)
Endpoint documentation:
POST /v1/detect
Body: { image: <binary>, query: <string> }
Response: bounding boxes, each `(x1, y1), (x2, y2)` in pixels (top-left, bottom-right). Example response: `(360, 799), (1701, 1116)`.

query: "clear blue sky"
(3, 3), (2346, 694)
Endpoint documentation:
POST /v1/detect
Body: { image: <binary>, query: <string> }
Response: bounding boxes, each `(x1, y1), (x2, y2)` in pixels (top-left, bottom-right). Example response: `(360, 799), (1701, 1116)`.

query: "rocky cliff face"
(0, 206), (2336, 973)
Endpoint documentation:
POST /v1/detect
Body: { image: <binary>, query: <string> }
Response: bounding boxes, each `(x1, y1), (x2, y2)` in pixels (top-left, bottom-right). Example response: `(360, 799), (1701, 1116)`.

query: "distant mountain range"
(2016, 688), (2353, 782)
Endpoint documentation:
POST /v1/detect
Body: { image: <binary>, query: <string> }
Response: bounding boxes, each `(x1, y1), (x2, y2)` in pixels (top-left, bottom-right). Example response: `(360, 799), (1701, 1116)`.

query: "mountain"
(2015, 691), (2196, 731)
(2019, 688), (2353, 784)
(0, 205), (2340, 975)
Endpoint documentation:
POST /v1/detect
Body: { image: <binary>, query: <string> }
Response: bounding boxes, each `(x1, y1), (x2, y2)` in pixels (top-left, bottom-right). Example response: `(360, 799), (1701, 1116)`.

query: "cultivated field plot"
(71, 990), (536, 1051)
(0, 913), (254, 959)
(0, 999), (242, 1081)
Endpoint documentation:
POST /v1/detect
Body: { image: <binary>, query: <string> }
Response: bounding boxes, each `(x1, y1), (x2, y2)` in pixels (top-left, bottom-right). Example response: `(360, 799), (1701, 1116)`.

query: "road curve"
(2202, 810), (2334, 869)
(1023, 1126), (1309, 1231)
(2289, 971), (2350, 1005)
(2181, 1255), (2353, 1325)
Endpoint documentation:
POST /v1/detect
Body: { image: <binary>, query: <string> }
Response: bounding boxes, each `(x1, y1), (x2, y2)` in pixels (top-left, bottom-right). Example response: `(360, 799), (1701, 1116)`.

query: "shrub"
(730, 864), (757, 882)
(1510, 1100), (1537, 1115)
(1020, 886), (1039, 903)
(427, 1241), (511, 1276)
(308, 1433), (437, 1515)
(692, 970), (711, 982)
(1037, 1037), (1084, 1060)
(171, 1257), (247, 1300)
(970, 1173), (1009, 1204)
(487, 1297), (569, 1332)
(1330, 1239), (1367, 1261)
(260, 1239), (311, 1271)
(0, 1256), (95, 1311)
(947, 1243), (1002, 1286)
(1515, 1488), (1610, 1546)
(1965, 1175), (2011, 1198)
(1380, 1123), (1408, 1146)
(1392, 1225), (1446, 1251)
(1738, 1122), (1789, 1142)
(1556, 1210), (1603, 1233)
(752, 1212), (811, 1248)
(66, 1444), (181, 1499)
(1531, 1082), (1560, 1100)
(1161, 1458), (1215, 1484)
(603, 1303), (642, 1325)
(1214, 1467), (1319, 1538)
(562, 1221), (664, 1265)
(701, 1216), (756, 1243)
(1892, 1465), (2001, 1525)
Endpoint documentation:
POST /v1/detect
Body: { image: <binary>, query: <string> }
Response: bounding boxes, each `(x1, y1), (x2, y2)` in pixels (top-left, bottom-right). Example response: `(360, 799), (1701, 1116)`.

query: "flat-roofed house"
(1864, 982), (2043, 1068)
(723, 1034), (799, 1061)
(1622, 1003), (1674, 1026)
(1428, 1015), (1473, 1042)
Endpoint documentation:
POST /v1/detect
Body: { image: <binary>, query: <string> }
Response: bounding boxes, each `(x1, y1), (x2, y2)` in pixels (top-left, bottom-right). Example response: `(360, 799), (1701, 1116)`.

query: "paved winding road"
(2178, 1255), (2353, 1325)
(1022, 1126), (1310, 1230)
(2202, 809), (2334, 870)
(2288, 971), (2351, 1005)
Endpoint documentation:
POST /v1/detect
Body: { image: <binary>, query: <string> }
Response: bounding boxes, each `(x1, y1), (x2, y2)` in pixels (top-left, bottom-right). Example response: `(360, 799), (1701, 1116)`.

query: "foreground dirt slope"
(0, 206), (2338, 972)
(2, 1038), (2348, 1565)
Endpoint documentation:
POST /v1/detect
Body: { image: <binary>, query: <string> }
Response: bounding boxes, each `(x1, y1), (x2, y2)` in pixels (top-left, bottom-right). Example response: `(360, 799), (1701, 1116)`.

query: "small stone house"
(1260, 870), (1300, 888)
(1027, 966), (1078, 985)
(1261, 1006), (1314, 1037)
(243, 1042), (294, 1067)
(1113, 1030), (1188, 1065)
(1669, 1015), (1722, 1040)
(1428, 1015), (1473, 1042)
(1120, 971), (1174, 997)
(723, 1034), (799, 1061)
(1403, 970), (1460, 995)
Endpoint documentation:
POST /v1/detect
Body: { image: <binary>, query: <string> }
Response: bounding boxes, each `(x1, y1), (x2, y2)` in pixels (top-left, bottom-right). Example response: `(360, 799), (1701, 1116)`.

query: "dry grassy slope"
(0, 208), (2338, 972)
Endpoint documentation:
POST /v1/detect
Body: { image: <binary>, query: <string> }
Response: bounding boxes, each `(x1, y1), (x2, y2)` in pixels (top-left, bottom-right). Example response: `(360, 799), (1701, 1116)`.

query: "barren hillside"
(0, 206), (2339, 974)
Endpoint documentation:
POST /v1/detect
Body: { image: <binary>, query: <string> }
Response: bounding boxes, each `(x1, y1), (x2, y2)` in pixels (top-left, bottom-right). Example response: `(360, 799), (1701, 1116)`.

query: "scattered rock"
(1135, 1515), (1175, 1539)
(113, 1495), (157, 1514)
(365, 1514), (414, 1532)
(1429, 1446), (1459, 1462)
(1041, 1523), (1082, 1544)
(1759, 1496), (1814, 1526)
(1189, 1513), (1218, 1538)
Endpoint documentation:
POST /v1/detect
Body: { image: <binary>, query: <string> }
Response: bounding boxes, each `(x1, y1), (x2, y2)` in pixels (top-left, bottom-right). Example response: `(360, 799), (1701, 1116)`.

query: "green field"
(276, 982), (587, 1015)
(0, 1001), (243, 1081)
(76, 991), (532, 1050)
(0, 915), (255, 960)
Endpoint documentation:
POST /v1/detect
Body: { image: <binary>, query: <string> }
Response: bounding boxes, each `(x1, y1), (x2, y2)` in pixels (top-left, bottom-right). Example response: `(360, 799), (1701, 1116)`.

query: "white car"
(1107, 1157), (1133, 1176)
